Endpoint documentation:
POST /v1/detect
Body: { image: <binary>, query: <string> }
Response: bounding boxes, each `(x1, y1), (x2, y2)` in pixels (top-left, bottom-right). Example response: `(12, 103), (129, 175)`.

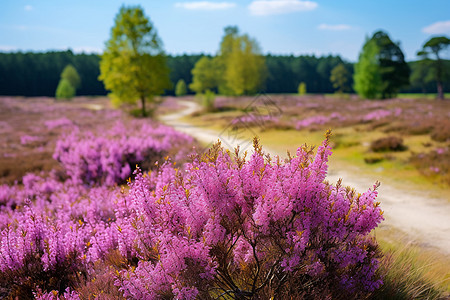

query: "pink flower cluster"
(114, 135), (384, 298)
(295, 113), (345, 130)
(44, 118), (74, 130)
(362, 109), (392, 122)
(53, 121), (194, 186)
(0, 131), (384, 298)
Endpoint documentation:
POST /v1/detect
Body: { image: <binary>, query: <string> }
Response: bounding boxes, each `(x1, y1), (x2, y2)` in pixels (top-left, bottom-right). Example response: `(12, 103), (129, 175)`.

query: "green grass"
(397, 93), (450, 100)
(372, 228), (450, 299)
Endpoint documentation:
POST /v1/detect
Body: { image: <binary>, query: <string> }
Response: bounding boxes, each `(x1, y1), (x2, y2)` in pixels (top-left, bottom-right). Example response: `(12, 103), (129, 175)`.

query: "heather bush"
(370, 136), (407, 152)
(430, 119), (450, 142)
(410, 147), (450, 185)
(113, 134), (384, 299)
(53, 121), (194, 186)
(0, 202), (87, 298)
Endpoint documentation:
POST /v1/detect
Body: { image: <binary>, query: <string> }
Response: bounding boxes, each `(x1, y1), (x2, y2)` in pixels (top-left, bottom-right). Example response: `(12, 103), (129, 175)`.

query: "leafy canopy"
(354, 31), (409, 99)
(189, 56), (220, 94)
(99, 5), (171, 117)
(418, 36), (450, 100)
(218, 26), (268, 95)
(330, 63), (351, 93)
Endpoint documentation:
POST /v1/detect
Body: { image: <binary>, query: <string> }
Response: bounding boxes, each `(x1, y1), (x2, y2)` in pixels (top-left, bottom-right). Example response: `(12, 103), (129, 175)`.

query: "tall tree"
(354, 38), (382, 99)
(218, 26), (267, 95)
(330, 63), (351, 93)
(418, 36), (450, 100)
(189, 56), (220, 94)
(354, 31), (409, 99)
(372, 31), (410, 98)
(99, 5), (171, 117)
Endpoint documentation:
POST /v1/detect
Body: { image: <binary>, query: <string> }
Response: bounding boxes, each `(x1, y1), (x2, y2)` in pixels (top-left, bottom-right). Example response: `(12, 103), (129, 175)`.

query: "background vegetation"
(1, 51), (449, 97)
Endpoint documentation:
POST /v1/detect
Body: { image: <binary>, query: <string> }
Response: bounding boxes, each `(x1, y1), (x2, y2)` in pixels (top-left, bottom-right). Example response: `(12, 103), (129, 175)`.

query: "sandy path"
(160, 100), (450, 255)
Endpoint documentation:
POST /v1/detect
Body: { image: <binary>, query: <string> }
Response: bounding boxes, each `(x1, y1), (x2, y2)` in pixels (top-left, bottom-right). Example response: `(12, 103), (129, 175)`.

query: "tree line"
(1, 51), (447, 96)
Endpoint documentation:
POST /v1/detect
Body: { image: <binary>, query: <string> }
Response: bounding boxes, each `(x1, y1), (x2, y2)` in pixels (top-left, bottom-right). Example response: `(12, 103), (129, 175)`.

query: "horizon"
(1, 1), (450, 62)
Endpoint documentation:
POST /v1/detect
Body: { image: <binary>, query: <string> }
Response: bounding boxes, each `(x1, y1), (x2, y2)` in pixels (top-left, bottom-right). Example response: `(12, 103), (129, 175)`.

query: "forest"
(0, 50), (448, 97)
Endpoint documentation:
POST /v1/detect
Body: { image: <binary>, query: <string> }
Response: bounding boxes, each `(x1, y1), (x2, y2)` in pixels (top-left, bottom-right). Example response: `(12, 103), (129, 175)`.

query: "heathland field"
(0, 95), (449, 299)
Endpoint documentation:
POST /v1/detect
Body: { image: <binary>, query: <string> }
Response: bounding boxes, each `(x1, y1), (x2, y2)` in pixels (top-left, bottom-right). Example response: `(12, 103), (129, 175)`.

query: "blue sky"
(0, 0), (449, 61)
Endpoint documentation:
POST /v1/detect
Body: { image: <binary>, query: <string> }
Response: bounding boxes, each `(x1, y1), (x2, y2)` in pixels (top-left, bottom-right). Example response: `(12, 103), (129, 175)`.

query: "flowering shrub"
(44, 118), (74, 130)
(114, 133), (384, 299)
(53, 121), (194, 186)
(362, 109), (392, 122)
(0, 119), (384, 298)
(0, 201), (87, 299)
(370, 136), (407, 152)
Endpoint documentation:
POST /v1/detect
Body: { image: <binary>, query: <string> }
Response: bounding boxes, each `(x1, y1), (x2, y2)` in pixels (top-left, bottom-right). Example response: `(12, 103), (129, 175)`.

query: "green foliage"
(418, 36), (450, 100)
(175, 79), (187, 96)
(189, 56), (220, 94)
(200, 89), (216, 112)
(410, 59), (434, 94)
(55, 78), (75, 99)
(61, 64), (81, 90)
(354, 38), (382, 99)
(99, 5), (171, 117)
(218, 26), (268, 95)
(297, 82), (307, 95)
(373, 31), (410, 98)
(354, 31), (409, 99)
(330, 63), (351, 93)
(0, 51), (106, 97)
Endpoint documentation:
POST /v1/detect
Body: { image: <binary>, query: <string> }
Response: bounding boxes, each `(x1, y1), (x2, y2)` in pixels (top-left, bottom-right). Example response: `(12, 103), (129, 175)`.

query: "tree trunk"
(140, 96), (147, 117)
(437, 81), (444, 100)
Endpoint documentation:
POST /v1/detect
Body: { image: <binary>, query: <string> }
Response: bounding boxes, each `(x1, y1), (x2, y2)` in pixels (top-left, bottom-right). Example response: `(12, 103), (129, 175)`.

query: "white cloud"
(0, 45), (18, 52)
(248, 0), (317, 16)
(72, 46), (102, 54)
(175, 1), (236, 11)
(24, 5), (33, 11)
(422, 20), (450, 34)
(318, 24), (352, 31)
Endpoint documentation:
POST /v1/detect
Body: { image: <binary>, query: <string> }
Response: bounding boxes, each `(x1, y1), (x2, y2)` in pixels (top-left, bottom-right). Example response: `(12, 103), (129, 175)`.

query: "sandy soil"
(160, 99), (450, 255)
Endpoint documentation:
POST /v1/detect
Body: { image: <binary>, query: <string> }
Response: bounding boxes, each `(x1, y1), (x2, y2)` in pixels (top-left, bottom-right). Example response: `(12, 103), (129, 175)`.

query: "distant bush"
(200, 89), (216, 112)
(298, 82), (307, 95)
(410, 147), (450, 185)
(175, 79), (187, 96)
(364, 154), (385, 164)
(53, 121), (193, 186)
(55, 78), (75, 100)
(370, 136), (407, 152)
(430, 119), (450, 142)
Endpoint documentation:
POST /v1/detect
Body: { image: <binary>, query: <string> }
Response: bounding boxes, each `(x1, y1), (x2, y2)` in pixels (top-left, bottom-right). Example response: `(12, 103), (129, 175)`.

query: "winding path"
(160, 99), (450, 255)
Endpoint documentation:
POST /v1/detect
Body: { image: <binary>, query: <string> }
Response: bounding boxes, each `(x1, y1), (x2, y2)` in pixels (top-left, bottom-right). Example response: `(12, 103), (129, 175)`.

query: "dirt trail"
(160, 100), (450, 255)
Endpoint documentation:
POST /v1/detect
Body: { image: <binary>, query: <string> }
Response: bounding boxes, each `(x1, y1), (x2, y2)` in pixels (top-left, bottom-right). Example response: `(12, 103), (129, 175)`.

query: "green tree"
(175, 79), (187, 96)
(372, 31), (410, 98)
(55, 78), (75, 99)
(330, 63), (351, 93)
(354, 31), (409, 99)
(61, 64), (81, 90)
(298, 82), (307, 95)
(189, 56), (220, 94)
(354, 38), (382, 99)
(410, 60), (433, 94)
(99, 5), (171, 117)
(418, 36), (450, 100)
(218, 26), (267, 95)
